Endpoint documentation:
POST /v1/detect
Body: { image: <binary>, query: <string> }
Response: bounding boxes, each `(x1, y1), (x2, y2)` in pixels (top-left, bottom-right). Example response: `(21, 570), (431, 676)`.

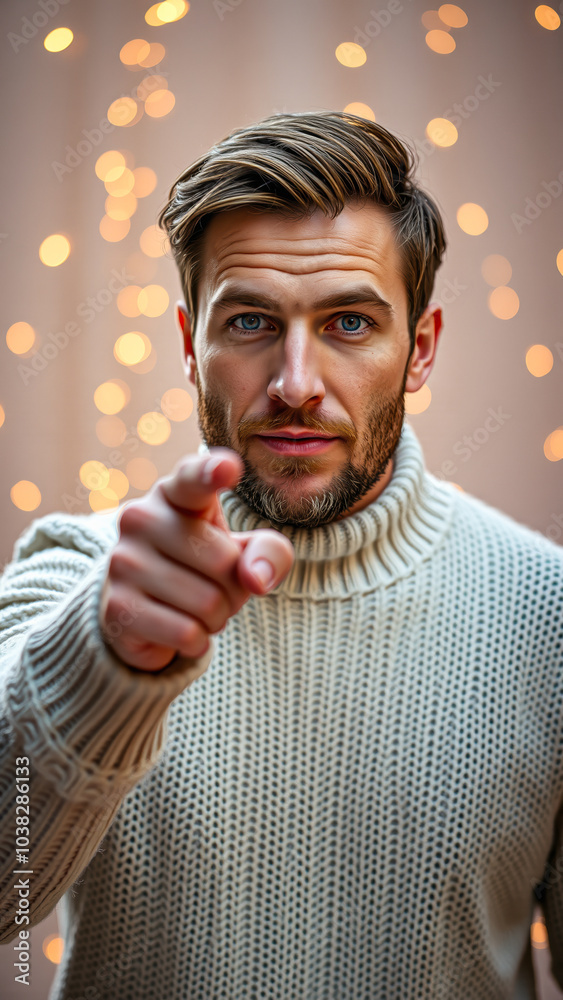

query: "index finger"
(160, 447), (244, 527)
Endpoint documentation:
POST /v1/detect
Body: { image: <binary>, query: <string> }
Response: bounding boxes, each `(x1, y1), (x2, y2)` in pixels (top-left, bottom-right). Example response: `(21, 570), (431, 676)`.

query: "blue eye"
(331, 314), (375, 336)
(239, 315), (261, 330)
(340, 315), (361, 331)
(229, 314), (271, 334)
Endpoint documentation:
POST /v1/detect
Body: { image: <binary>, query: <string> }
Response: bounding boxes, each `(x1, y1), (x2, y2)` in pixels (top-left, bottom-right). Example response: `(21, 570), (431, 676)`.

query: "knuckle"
(104, 587), (139, 628)
(179, 617), (205, 649)
(209, 545), (237, 578)
(108, 545), (142, 581)
(199, 587), (228, 623)
(118, 501), (154, 536)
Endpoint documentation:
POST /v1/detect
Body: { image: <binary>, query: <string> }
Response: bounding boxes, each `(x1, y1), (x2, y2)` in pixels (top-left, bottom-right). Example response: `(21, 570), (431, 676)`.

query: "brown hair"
(158, 110), (447, 353)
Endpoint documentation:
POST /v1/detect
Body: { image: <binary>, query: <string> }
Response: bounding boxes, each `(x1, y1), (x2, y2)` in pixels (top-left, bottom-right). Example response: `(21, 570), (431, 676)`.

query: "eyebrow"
(208, 283), (395, 320)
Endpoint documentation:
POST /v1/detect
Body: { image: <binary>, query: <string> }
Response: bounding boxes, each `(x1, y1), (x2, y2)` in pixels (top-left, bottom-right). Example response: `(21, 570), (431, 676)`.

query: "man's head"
(158, 111), (446, 528)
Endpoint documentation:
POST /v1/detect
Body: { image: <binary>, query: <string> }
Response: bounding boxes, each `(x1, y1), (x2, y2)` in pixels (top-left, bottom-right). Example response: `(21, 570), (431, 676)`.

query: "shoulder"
(10, 506), (121, 564)
(432, 476), (563, 582)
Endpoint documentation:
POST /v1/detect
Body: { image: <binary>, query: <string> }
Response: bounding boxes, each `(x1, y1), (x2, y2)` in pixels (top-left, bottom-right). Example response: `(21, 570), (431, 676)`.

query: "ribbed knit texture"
(1, 421), (562, 999)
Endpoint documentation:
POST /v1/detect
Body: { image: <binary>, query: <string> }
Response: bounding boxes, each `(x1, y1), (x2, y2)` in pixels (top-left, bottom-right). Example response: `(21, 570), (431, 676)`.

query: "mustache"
(237, 409), (358, 445)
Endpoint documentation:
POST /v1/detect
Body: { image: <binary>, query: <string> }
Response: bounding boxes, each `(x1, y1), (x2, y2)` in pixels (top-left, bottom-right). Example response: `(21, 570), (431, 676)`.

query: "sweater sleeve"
(0, 511), (214, 942)
(539, 797), (563, 988)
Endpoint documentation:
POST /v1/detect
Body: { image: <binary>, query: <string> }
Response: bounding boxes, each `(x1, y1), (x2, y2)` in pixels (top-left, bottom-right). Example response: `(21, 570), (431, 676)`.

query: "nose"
(267, 324), (326, 409)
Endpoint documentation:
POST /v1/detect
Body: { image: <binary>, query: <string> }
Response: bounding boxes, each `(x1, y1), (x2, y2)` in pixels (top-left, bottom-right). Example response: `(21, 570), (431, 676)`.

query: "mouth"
(255, 433), (341, 455)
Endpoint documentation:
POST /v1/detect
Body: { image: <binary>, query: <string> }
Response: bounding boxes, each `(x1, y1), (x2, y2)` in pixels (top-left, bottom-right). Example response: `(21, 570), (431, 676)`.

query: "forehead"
(198, 200), (406, 311)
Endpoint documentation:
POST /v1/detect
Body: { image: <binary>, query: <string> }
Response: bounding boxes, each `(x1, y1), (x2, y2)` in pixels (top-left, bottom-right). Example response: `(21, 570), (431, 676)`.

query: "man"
(0, 111), (562, 999)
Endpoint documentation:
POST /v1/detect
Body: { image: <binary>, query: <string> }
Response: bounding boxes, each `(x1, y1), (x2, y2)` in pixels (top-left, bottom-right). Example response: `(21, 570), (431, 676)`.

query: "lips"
(257, 430), (338, 440)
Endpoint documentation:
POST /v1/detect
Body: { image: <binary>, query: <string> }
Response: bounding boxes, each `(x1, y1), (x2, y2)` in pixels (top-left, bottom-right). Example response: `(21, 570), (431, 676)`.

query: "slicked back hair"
(158, 111), (447, 354)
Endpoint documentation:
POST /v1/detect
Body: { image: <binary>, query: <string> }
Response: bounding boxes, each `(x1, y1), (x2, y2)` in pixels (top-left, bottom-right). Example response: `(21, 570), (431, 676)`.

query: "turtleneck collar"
(219, 420), (456, 596)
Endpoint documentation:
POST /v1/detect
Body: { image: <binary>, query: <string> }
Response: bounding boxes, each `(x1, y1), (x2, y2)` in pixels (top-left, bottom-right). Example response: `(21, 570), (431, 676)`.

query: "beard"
(193, 365), (408, 529)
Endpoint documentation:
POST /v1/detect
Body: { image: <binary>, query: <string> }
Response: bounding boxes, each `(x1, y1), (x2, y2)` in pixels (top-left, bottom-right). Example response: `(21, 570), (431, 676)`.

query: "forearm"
(0, 554), (212, 940)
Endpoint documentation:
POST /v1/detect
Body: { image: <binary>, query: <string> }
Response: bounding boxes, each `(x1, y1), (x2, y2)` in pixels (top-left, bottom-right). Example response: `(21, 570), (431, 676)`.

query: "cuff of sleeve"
(5, 554), (214, 800)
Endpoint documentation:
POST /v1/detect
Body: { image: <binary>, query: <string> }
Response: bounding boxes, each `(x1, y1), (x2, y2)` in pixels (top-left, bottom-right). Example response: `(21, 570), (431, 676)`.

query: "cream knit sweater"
(0, 421), (562, 999)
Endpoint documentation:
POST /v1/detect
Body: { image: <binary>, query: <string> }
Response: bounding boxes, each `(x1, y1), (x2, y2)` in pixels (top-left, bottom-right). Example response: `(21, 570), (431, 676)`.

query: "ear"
(176, 300), (197, 386)
(404, 302), (443, 394)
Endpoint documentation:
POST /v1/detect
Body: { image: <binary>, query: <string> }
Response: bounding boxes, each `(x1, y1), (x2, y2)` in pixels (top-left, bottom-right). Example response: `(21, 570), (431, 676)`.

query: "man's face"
(179, 200), (441, 528)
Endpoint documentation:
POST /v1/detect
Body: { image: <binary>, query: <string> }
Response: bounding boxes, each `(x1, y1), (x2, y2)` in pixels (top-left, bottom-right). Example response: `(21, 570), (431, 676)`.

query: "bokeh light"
(99, 216), (130, 242)
(95, 150), (126, 182)
(481, 254), (512, 287)
(137, 411), (171, 445)
(44, 28), (73, 52)
(120, 39), (151, 65)
(438, 4), (468, 27)
(127, 457), (158, 490)
(94, 380), (130, 415)
(534, 5), (560, 29)
(343, 102), (375, 121)
(114, 332), (151, 366)
(132, 167), (157, 197)
(89, 488), (120, 512)
(117, 285), (143, 317)
(104, 167), (135, 197)
(525, 344), (553, 377)
(79, 461), (110, 490)
(422, 11), (449, 30)
(335, 42), (367, 67)
(161, 387), (193, 421)
(145, 1), (189, 25)
(138, 285), (169, 317)
(556, 249), (563, 275)
(140, 225), (168, 257)
(139, 42), (166, 67)
(0, 404), (5, 429)
(404, 384), (432, 415)
(129, 348), (158, 375)
(42, 935), (64, 964)
(11, 480), (41, 511)
(39, 234), (70, 266)
(426, 117), (458, 147)
(425, 29), (456, 53)
(96, 416), (127, 447)
(544, 428), (563, 462)
(158, 0), (189, 21)
(105, 193), (138, 221)
(144, 90), (176, 117)
(488, 286), (520, 320)
(531, 919), (549, 948)
(6, 321), (35, 355)
(456, 203), (488, 235)
(107, 97), (140, 127)
(137, 74), (168, 101)
(107, 468), (130, 499)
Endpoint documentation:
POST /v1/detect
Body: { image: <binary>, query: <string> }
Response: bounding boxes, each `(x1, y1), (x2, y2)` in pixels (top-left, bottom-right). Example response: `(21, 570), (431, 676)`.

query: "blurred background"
(0, 0), (562, 996)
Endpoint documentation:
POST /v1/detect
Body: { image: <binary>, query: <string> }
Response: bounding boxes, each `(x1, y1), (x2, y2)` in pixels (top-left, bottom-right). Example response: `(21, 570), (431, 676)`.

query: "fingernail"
(251, 558), (275, 590)
(201, 456), (223, 485)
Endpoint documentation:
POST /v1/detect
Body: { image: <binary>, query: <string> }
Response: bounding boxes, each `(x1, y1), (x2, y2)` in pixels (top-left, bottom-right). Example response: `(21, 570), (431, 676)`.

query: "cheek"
(202, 353), (256, 414)
(341, 356), (398, 404)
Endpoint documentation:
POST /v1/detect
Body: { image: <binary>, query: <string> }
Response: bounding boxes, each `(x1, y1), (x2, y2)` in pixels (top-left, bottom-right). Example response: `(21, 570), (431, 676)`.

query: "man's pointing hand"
(98, 448), (295, 672)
